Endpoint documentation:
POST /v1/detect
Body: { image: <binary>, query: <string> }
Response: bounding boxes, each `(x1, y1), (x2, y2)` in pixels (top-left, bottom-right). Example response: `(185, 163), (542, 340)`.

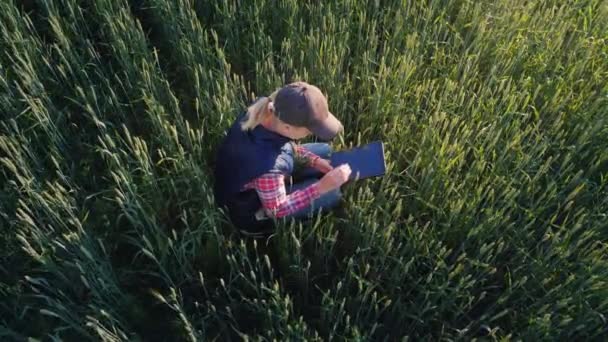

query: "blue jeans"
(284, 143), (342, 220)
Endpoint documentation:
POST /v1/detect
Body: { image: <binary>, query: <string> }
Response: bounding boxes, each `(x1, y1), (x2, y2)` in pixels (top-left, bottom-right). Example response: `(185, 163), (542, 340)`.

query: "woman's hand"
(317, 164), (351, 194)
(313, 158), (333, 173)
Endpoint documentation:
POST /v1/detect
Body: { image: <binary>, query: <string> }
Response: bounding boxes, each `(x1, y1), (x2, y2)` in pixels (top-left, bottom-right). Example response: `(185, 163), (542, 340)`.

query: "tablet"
(330, 141), (386, 181)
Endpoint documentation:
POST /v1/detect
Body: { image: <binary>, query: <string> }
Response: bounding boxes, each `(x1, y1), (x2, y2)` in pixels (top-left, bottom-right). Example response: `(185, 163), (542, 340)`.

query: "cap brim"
(309, 112), (343, 141)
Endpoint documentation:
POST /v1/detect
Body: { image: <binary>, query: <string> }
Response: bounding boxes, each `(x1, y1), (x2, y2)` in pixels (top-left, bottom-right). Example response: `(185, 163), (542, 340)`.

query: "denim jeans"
(284, 142), (342, 220)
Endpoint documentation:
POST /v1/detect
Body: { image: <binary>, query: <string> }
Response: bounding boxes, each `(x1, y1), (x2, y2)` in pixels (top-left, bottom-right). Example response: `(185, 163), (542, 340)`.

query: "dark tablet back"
(330, 141), (386, 181)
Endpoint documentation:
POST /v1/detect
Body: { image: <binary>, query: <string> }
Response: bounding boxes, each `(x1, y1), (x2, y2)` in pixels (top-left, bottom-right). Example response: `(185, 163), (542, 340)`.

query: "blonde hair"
(240, 89), (280, 131)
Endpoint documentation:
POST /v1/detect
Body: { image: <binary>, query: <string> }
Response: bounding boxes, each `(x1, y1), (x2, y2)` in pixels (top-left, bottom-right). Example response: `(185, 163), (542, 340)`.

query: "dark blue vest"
(213, 111), (293, 207)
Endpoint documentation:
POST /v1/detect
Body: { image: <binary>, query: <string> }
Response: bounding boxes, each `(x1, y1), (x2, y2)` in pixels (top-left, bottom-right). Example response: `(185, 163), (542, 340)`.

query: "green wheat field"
(1, 0), (607, 340)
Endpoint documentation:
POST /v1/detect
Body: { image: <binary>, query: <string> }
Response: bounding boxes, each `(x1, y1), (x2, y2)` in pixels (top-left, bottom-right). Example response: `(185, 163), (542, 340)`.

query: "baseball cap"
(273, 81), (344, 141)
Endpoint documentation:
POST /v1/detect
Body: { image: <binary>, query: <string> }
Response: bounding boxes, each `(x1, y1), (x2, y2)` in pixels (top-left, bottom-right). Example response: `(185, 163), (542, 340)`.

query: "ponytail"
(240, 89), (280, 131)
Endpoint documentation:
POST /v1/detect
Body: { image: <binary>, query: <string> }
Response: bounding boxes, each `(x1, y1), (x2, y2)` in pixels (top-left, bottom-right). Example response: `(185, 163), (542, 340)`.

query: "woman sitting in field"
(213, 81), (351, 235)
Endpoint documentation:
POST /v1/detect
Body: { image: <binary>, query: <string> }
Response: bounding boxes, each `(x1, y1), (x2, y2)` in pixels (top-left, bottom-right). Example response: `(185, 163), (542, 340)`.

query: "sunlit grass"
(1, 0), (607, 340)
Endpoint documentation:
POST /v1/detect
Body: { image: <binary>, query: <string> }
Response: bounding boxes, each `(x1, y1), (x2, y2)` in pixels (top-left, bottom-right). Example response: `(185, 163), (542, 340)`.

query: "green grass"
(1, 0), (607, 340)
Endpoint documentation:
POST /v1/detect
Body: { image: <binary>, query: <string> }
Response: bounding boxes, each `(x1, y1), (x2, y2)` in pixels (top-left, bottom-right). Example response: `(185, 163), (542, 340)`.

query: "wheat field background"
(1, 0), (607, 340)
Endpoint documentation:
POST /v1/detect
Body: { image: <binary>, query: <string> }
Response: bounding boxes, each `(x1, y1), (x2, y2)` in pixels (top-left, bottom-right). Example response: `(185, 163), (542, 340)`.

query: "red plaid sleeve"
(244, 173), (320, 218)
(294, 144), (321, 167)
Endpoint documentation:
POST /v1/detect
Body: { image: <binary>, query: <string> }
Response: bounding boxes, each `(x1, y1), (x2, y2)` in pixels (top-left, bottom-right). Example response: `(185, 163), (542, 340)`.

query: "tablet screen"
(330, 141), (386, 181)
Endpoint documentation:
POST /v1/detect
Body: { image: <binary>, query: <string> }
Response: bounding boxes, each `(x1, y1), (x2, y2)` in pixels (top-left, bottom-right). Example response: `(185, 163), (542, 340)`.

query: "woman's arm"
(294, 144), (321, 167)
(250, 173), (320, 218)
(295, 144), (333, 173)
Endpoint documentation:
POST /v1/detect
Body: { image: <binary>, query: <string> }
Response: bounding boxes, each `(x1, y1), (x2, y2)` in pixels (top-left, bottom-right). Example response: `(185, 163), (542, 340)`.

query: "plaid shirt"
(242, 145), (321, 218)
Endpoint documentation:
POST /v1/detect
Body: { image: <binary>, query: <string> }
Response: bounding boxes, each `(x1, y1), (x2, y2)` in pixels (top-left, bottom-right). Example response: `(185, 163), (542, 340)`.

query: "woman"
(213, 81), (351, 235)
